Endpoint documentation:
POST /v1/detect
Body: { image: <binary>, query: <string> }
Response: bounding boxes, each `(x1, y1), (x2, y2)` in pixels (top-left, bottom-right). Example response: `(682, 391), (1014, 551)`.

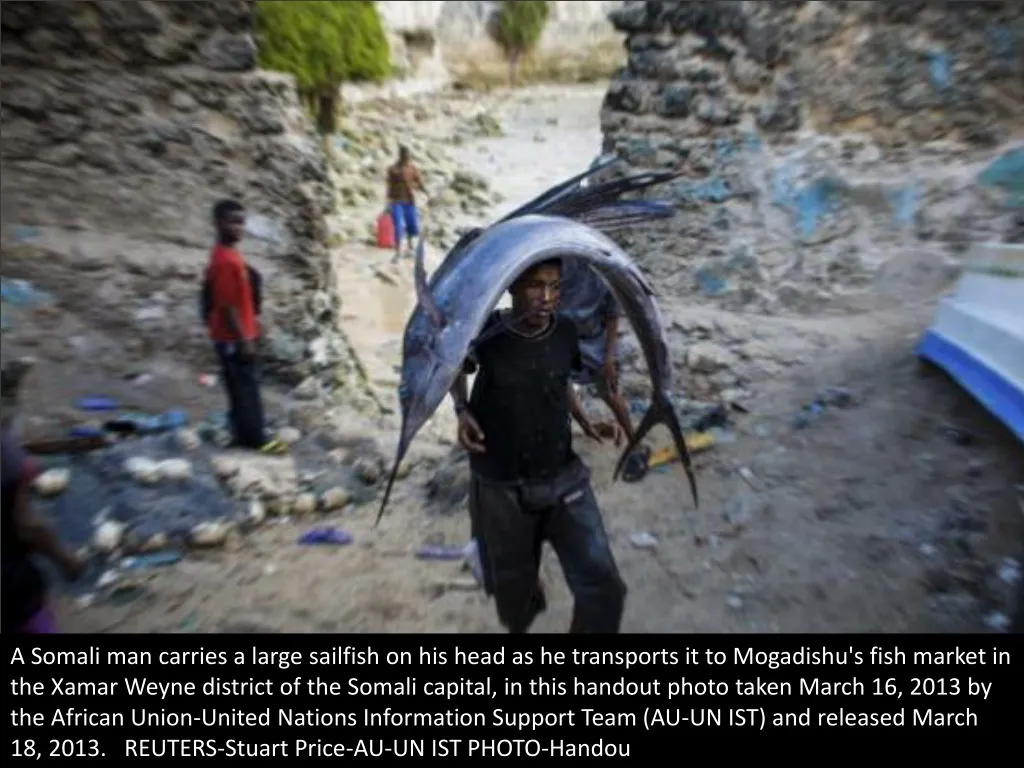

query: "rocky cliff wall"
(594, 1), (1021, 403)
(603, 0), (1023, 156)
(0, 0), (362, 393)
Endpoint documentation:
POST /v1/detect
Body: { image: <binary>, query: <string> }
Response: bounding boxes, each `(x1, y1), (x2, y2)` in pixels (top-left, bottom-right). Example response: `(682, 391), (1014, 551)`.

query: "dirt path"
(60, 86), (1023, 634)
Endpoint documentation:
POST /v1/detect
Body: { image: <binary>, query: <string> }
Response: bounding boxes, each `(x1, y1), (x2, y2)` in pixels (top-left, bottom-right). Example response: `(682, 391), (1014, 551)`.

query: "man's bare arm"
(603, 315), (619, 360)
(450, 373), (469, 414)
(568, 382), (594, 432)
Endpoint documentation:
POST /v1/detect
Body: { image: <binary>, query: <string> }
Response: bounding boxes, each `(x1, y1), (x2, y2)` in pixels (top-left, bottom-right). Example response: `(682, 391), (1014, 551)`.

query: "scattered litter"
(198, 374), (217, 388)
(33, 467), (71, 497)
(737, 466), (760, 491)
(106, 410), (188, 436)
(983, 611), (1010, 632)
(998, 558), (1020, 585)
(726, 594), (744, 610)
(791, 387), (858, 429)
(919, 543), (938, 558)
(155, 458), (192, 481)
(691, 404), (730, 432)
(978, 147), (1024, 207)
(629, 531), (658, 550)
(0, 277), (51, 306)
(416, 544), (466, 561)
(74, 593), (96, 610)
(96, 569), (120, 589)
(463, 540), (483, 585)
(695, 267), (728, 296)
(298, 527), (353, 546)
(131, 373), (154, 386)
(12, 225), (41, 243)
(121, 551), (182, 570)
(941, 426), (972, 446)
(75, 397), (119, 412)
(435, 577), (480, 592)
(821, 387), (855, 408)
(109, 581), (146, 606)
(93, 520), (126, 554)
(124, 457), (161, 485)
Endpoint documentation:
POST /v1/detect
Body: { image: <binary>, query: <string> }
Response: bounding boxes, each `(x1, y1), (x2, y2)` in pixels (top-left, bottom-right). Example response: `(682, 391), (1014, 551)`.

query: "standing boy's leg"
(470, 475), (546, 633)
(546, 470), (627, 633)
(232, 354), (267, 449)
(214, 343), (242, 444)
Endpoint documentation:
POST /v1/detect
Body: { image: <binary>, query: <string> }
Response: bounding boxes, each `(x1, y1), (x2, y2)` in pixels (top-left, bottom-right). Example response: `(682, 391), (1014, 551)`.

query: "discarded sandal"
(258, 439), (288, 455)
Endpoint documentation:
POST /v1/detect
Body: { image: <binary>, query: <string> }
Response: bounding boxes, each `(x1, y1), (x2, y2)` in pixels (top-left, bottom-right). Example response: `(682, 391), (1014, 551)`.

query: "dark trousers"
(214, 342), (266, 449)
(469, 459), (626, 634)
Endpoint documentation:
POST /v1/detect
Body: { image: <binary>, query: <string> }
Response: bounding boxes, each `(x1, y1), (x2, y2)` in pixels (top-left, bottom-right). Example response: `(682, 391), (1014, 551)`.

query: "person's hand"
(238, 339), (257, 360)
(602, 358), (618, 394)
(456, 410), (486, 454)
(580, 420), (605, 444)
(596, 421), (624, 447)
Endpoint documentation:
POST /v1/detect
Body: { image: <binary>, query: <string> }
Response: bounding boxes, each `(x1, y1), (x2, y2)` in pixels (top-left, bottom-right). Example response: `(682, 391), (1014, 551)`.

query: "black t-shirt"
(464, 311), (583, 484)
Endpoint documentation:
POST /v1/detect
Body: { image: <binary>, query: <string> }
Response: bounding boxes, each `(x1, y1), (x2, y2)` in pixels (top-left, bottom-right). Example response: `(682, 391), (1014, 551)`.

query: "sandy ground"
(33, 85), (1024, 634)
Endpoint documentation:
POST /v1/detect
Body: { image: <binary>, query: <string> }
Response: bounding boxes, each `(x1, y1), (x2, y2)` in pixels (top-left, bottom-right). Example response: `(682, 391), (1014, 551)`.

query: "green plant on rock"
(488, 0), (551, 87)
(255, 0), (390, 134)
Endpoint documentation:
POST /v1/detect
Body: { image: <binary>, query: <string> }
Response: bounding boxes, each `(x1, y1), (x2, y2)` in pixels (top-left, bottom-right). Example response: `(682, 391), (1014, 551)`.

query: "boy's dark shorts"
(469, 459), (626, 634)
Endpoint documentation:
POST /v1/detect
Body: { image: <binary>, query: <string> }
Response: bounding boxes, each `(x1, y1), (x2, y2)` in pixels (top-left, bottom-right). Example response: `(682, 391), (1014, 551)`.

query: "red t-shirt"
(206, 245), (258, 342)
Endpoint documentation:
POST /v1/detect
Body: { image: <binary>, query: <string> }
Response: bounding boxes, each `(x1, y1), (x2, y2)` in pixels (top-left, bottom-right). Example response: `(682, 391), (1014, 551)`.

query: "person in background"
(205, 199), (284, 454)
(449, 258), (628, 634)
(2, 361), (85, 634)
(385, 145), (425, 261)
(557, 257), (648, 467)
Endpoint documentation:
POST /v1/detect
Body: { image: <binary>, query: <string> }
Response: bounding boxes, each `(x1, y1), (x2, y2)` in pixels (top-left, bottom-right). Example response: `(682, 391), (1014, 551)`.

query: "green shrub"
(488, 0), (551, 86)
(255, 1), (390, 133)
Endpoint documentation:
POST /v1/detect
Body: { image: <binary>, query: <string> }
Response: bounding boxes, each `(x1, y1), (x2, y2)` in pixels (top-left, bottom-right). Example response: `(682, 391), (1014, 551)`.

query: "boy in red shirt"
(205, 200), (281, 452)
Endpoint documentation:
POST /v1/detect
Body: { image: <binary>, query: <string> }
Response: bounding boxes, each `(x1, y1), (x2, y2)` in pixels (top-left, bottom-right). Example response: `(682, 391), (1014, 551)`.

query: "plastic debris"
(76, 397), (119, 412)
(463, 540), (483, 585)
(121, 551), (183, 570)
(0, 277), (51, 306)
(629, 531), (658, 550)
(12, 225), (41, 243)
(983, 611), (1010, 632)
(978, 147), (1024, 208)
(927, 50), (951, 91)
(105, 410), (188, 436)
(416, 544), (467, 561)
(998, 558), (1020, 586)
(298, 527), (353, 546)
(695, 266), (729, 296)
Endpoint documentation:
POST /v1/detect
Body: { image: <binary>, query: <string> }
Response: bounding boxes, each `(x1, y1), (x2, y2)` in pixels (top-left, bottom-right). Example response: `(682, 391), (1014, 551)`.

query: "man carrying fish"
(449, 258), (628, 634)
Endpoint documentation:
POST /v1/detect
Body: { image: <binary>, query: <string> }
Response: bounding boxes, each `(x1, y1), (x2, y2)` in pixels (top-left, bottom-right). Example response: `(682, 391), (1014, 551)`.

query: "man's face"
(514, 263), (561, 323)
(218, 210), (245, 245)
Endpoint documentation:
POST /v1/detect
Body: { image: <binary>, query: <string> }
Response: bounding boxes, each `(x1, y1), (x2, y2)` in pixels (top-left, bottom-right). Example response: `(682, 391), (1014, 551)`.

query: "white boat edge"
(915, 242), (1024, 445)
